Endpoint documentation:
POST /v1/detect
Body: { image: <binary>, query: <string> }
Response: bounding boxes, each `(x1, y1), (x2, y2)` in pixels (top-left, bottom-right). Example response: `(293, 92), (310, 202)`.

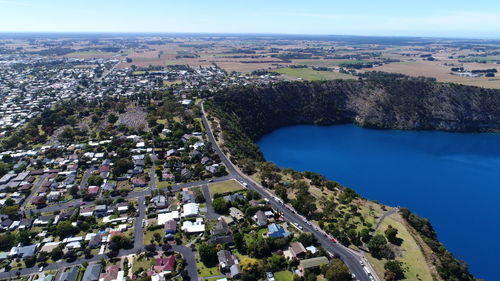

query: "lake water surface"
(258, 124), (500, 280)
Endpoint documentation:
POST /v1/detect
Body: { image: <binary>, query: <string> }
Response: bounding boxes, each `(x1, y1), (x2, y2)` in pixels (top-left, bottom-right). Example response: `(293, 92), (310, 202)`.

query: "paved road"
(134, 196), (146, 250)
(171, 245), (198, 281)
(32, 174), (235, 214)
(201, 184), (220, 220)
(200, 102), (377, 281)
(21, 174), (48, 210)
(80, 168), (95, 190)
(374, 208), (398, 232)
(149, 153), (158, 191)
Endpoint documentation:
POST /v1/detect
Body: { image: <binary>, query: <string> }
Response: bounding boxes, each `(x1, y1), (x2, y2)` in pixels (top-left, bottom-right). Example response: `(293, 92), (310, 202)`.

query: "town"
(1, 33), (488, 281)
(0, 36), (380, 281)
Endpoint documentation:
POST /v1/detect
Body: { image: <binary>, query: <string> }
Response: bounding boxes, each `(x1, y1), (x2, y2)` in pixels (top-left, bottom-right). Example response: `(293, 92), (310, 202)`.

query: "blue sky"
(0, 0), (499, 38)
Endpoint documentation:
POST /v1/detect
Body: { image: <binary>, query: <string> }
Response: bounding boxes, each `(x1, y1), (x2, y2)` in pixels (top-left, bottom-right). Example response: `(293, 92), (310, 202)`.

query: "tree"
(88, 175), (104, 186)
(113, 159), (134, 177)
(360, 228), (371, 243)
(384, 260), (405, 280)
(212, 197), (229, 214)
(367, 234), (388, 259)
(108, 113), (119, 124)
(1, 205), (19, 217)
(267, 254), (287, 272)
(69, 185), (79, 197)
(24, 256), (36, 268)
(56, 221), (79, 238)
(198, 243), (217, 265)
(385, 225), (399, 244)
(234, 232), (245, 253)
(240, 257), (259, 272)
(50, 246), (64, 261)
(0, 233), (16, 251)
(325, 259), (352, 281)
(297, 232), (317, 247)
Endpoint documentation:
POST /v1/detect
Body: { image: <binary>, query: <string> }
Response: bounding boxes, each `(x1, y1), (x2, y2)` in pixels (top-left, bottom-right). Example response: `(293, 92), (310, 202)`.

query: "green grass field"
(274, 271), (294, 281)
(276, 67), (356, 81)
(208, 179), (244, 196)
(366, 214), (434, 281)
(195, 254), (221, 277)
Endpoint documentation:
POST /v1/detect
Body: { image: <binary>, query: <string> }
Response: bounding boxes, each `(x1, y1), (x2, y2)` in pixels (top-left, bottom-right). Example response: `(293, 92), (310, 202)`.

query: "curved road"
(200, 102), (378, 281)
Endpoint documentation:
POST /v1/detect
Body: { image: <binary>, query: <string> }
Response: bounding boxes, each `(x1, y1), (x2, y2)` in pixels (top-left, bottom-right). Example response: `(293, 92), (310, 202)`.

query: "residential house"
(80, 206), (94, 217)
(229, 207), (244, 221)
(230, 264), (242, 278)
(131, 177), (147, 187)
(289, 241), (307, 259)
(33, 215), (52, 226)
(181, 203), (199, 217)
(151, 195), (169, 209)
(9, 244), (37, 258)
(212, 219), (231, 236)
(217, 250), (238, 270)
(99, 265), (120, 281)
(180, 168), (192, 179)
(164, 220), (177, 239)
(56, 266), (79, 281)
(18, 218), (33, 230)
(254, 210), (268, 227)
(115, 202), (129, 213)
(207, 235), (234, 245)
(153, 256), (176, 273)
(157, 211), (179, 225)
(82, 263), (102, 281)
(297, 256), (329, 276)
(95, 205), (107, 217)
(268, 223), (290, 238)
(181, 218), (205, 233)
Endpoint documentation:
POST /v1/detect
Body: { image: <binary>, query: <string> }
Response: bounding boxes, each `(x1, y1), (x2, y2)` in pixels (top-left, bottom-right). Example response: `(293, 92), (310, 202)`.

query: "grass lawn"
(132, 256), (153, 273)
(208, 179), (244, 196)
(156, 178), (173, 189)
(163, 80), (183, 86)
(276, 67), (356, 81)
(195, 254), (220, 277)
(366, 213), (433, 281)
(144, 229), (164, 245)
(274, 271), (294, 281)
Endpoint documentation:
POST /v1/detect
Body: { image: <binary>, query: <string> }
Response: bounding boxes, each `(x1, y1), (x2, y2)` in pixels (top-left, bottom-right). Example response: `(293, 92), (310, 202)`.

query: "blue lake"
(258, 124), (500, 280)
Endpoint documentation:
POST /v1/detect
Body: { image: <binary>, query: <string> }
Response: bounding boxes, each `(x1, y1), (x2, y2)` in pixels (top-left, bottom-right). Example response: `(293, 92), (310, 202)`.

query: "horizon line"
(0, 31), (499, 41)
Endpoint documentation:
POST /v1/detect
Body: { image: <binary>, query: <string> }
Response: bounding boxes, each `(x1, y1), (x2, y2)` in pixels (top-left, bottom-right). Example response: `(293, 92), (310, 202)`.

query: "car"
(208, 179), (214, 182)
(359, 260), (364, 266)
(39, 266), (44, 272)
(330, 238), (337, 243)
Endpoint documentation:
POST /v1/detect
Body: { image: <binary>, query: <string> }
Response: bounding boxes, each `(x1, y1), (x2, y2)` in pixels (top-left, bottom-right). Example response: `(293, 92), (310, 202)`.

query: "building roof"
(299, 256), (329, 269)
(153, 256), (176, 272)
(181, 203), (199, 217)
(181, 219), (205, 233)
(217, 250), (236, 268)
(268, 223), (290, 238)
(157, 211), (179, 225)
(212, 219), (230, 236)
(99, 265), (120, 281)
(82, 264), (102, 281)
(207, 235), (234, 245)
(289, 241), (307, 257)
(57, 266), (79, 281)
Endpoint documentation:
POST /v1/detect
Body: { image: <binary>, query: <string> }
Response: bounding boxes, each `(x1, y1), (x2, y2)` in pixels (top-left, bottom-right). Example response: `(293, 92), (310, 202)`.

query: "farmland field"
(276, 67), (356, 81)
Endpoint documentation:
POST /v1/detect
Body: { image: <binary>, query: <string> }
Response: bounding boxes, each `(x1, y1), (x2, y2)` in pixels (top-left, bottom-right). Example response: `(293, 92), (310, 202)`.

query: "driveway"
(201, 184), (220, 220)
